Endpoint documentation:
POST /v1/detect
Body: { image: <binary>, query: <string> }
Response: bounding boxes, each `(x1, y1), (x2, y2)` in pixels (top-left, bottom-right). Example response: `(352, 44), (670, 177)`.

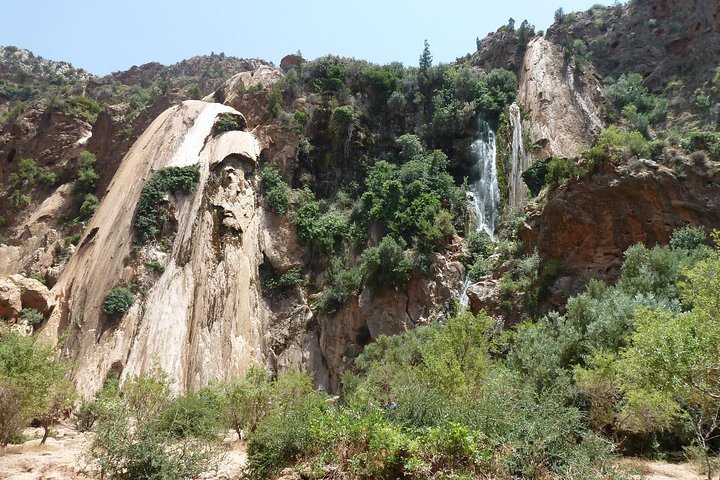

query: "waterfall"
(508, 102), (531, 208)
(460, 117), (499, 308)
(468, 118), (499, 240)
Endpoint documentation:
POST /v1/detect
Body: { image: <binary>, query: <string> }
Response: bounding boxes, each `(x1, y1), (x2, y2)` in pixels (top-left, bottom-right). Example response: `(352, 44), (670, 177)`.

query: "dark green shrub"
(73, 151), (99, 197)
(522, 158), (549, 196)
(466, 231), (495, 281)
(102, 287), (136, 317)
(468, 257), (493, 281)
(134, 164), (200, 243)
(145, 260), (165, 274)
(291, 188), (347, 253)
(213, 112), (245, 134)
(395, 133), (423, 161)
(260, 265), (302, 297)
(78, 194), (99, 221)
(358, 150), (465, 251)
(317, 265), (362, 313)
(246, 371), (328, 479)
(17, 158), (38, 183)
(89, 370), (221, 480)
(37, 169), (59, 188)
(55, 96), (102, 123)
(545, 157), (585, 187)
(467, 231), (494, 258)
(330, 105), (357, 142)
(157, 388), (222, 441)
(360, 236), (411, 292)
(682, 130), (720, 160)
(64, 232), (82, 247)
(259, 165), (290, 215)
(221, 366), (272, 439)
(605, 73), (667, 127)
(597, 125), (653, 159)
(0, 332), (68, 446)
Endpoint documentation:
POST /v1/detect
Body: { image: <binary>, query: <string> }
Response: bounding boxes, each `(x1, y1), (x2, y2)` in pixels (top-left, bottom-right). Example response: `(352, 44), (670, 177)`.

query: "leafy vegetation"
(102, 287), (136, 317)
(87, 369), (222, 480)
(291, 188), (347, 254)
(259, 263), (303, 298)
(316, 260), (362, 313)
(133, 164), (200, 244)
(360, 236), (412, 292)
(0, 332), (71, 446)
(604, 73), (667, 136)
(213, 112), (244, 134)
(242, 310), (619, 479)
(259, 165), (291, 215)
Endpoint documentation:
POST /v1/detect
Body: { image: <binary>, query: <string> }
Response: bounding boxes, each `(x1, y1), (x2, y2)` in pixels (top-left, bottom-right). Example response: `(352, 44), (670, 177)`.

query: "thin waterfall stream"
(459, 117), (499, 308)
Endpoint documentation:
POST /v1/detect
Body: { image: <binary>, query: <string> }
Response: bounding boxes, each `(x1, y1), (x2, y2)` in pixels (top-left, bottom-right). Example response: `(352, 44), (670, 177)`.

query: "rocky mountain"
(0, 0), (718, 403)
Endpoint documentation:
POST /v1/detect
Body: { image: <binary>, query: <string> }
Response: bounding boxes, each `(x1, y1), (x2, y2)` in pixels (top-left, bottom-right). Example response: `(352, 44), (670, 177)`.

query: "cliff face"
(522, 158), (720, 305)
(548, 0), (720, 91)
(42, 101), (268, 396)
(517, 37), (604, 159)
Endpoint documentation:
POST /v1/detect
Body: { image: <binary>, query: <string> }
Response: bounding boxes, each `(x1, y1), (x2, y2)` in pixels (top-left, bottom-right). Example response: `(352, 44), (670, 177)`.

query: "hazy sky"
(3, 1), (619, 75)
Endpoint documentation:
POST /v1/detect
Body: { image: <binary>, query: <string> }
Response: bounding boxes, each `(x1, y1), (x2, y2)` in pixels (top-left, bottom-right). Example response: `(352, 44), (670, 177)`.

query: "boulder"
(0, 274), (55, 320)
(0, 276), (22, 319)
(466, 278), (502, 319)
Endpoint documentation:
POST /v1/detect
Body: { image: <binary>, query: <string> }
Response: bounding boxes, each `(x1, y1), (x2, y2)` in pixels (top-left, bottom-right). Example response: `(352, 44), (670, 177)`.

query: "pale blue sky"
(2, 1), (619, 75)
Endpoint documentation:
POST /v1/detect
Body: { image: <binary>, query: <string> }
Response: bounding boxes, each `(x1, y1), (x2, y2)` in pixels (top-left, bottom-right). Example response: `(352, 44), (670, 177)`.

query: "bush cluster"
(604, 73), (667, 136)
(259, 165), (291, 215)
(0, 332), (72, 446)
(259, 265), (303, 298)
(316, 261), (362, 313)
(102, 287), (136, 317)
(134, 164), (200, 244)
(213, 112), (245, 134)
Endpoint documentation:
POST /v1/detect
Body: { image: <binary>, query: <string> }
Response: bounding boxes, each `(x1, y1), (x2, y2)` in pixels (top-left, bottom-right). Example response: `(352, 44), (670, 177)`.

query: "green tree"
(360, 236), (411, 292)
(221, 366), (272, 439)
(0, 333), (69, 446)
(88, 369), (222, 480)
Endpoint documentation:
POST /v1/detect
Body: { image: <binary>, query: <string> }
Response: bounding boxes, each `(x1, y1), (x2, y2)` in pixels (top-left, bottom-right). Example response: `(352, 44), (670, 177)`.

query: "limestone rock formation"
(517, 37), (604, 160)
(42, 100), (269, 397)
(0, 274), (55, 319)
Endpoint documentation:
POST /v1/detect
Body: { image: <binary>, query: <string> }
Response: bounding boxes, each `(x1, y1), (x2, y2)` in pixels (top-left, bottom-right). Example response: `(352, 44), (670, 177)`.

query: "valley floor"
(0, 426), (707, 480)
(0, 425), (248, 480)
(618, 458), (705, 480)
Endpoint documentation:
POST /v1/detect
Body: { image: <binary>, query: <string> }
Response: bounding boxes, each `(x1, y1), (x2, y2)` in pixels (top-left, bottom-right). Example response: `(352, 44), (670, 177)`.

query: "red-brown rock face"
(523, 159), (720, 288)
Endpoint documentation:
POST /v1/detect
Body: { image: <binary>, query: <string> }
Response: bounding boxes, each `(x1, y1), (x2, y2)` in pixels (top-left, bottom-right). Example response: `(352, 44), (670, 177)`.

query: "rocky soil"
(0, 426), (248, 480)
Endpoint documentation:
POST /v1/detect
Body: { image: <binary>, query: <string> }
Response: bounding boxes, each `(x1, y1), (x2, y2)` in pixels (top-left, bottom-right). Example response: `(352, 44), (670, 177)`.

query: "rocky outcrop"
(0, 183), (75, 280)
(517, 37), (604, 160)
(0, 105), (92, 181)
(522, 159), (720, 296)
(0, 274), (55, 319)
(470, 28), (527, 73)
(42, 100), (269, 397)
(317, 252), (464, 391)
(210, 66), (284, 126)
(466, 278), (501, 318)
(548, 0), (720, 91)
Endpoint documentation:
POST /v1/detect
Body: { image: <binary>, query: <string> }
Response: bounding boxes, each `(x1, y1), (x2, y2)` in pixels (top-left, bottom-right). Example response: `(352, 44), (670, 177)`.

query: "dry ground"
(0, 425), (247, 480)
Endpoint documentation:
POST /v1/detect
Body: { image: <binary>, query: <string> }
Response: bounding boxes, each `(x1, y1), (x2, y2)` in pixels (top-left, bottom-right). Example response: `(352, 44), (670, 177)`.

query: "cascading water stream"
(468, 119), (499, 240)
(460, 117), (499, 308)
